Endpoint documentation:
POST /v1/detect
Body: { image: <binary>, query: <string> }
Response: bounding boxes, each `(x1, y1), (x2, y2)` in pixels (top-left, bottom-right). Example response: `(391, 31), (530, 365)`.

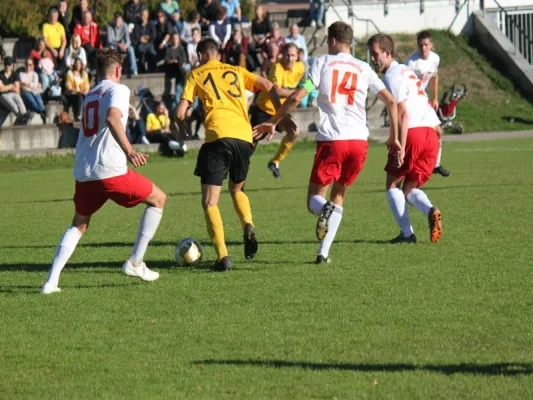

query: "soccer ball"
(175, 237), (203, 266)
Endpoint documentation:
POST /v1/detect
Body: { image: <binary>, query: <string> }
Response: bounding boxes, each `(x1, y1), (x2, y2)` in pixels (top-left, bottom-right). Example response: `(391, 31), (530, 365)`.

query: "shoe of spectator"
(40, 111), (47, 124)
(310, 20), (316, 28)
(141, 137), (151, 145)
(317, 21), (324, 28)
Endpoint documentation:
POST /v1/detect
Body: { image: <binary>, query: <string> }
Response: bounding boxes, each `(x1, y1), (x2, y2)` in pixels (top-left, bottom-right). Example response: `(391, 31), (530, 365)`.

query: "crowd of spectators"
(0, 0), (320, 143)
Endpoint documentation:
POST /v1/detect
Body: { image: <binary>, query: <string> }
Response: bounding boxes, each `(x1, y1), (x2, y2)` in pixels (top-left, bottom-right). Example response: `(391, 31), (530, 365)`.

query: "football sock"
(435, 138), (443, 168)
(205, 205), (228, 260)
(45, 226), (83, 287)
(130, 206), (163, 265)
(318, 204), (343, 257)
(271, 135), (294, 164)
(232, 191), (253, 229)
(309, 195), (327, 215)
(406, 188), (433, 216)
(387, 189), (414, 237)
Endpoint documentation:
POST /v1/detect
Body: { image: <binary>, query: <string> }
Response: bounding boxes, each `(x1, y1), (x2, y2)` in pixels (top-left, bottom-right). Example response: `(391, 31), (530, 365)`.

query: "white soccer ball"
(175, 237), (203, 266)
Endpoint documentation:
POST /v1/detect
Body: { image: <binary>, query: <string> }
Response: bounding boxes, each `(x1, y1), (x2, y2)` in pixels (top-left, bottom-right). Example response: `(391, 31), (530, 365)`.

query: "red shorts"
(310, 140), (368, 186)
(74, 169), (153, 216)
(385, 126), (439, 187)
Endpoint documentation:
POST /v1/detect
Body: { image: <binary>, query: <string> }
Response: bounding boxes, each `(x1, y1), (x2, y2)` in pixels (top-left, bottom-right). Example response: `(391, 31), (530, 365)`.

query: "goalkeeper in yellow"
(176, 38), (294, 271)
(250, 42), (305, 179)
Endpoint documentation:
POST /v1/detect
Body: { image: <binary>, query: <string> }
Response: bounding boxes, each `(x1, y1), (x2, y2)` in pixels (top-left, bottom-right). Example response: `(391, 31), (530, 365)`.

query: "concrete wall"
(0, 124), (79, 151)
(472, 10), (533, 99)
(326, 0), (481, 37)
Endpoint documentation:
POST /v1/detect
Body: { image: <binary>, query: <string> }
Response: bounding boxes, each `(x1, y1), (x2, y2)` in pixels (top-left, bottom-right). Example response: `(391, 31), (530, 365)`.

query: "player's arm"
(253, 75), (281, 111)
(107, 107), (148, 167)
(430, 73), (439, 111)
(376, 88), (400, 154)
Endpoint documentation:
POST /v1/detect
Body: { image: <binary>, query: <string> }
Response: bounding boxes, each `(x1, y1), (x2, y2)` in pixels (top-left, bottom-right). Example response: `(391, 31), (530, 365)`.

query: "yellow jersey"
(256, 61), (305, 115)
(182, 60), (257, 143)
(42, 22), (66, 49)
(146, 113), (168, 131)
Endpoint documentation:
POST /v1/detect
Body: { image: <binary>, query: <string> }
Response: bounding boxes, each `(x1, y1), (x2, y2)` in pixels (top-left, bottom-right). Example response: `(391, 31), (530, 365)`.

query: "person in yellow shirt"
(250, 42), (305, 179)
(145, 102), (182, 153)
(42, 7), (67, 64)
(176, 38), (294, 272)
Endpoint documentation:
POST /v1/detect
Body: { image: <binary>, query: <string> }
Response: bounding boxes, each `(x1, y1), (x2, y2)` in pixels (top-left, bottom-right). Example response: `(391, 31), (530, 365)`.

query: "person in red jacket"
(73, 10), (101, 70)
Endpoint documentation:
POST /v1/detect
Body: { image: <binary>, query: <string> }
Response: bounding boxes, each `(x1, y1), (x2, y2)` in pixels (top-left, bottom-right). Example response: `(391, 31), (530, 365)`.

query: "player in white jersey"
(407, 30), (451, 177)
(368, 34), (443, 244)
(253, 21), (400, 263)
(41, 49), (167, 294)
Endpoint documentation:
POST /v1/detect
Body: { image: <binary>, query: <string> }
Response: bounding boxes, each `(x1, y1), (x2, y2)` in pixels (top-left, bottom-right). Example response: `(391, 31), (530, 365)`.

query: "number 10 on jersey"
(330, 69), (358, 105)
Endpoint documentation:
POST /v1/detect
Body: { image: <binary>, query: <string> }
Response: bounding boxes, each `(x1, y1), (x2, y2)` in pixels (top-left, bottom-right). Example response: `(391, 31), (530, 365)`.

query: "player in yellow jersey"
(176, 38), (292, 271)
(250, 42), (305, 179)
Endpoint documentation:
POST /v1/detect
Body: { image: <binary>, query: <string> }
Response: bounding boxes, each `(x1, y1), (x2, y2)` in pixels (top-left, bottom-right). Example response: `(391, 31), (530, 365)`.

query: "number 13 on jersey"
(330, 69), (358, 105)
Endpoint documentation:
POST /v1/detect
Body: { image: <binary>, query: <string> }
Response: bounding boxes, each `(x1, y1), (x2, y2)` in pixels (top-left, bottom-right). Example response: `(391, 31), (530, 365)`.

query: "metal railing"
(487, 0), (533, 64)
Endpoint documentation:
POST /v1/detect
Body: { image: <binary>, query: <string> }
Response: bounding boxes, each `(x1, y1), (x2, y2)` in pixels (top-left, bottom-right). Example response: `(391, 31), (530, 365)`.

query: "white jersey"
(73, 80), (130, 182)
(406, 50), (440, 91)
(383, 61), (440, 129)
(307, 52), (385, 141)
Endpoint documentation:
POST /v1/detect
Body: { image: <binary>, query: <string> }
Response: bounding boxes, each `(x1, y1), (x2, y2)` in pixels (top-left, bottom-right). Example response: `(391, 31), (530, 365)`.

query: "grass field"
(1, 138), (533, 399)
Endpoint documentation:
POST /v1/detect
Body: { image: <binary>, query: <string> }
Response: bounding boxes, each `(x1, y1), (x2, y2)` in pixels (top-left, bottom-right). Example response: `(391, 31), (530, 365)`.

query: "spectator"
(73, 10), (101, 69)
(181, 10), (201, 46)
(309, 0), (324, 28)
(209, 7), (231, 50)
(58, 0), (71, 40)
(123, 0), (147, 27)
(160, 0), (180, 17)
(220, 0), (242, 25)
(70, 0), (95, 33)
(170, 11), (184, 34)
(198, 0), (219, 28)
(42, 7), (67, 65)
(260, 42), (279, 79)
(127, 104), (150, 144)
(154, 11), (175, 59)
(163, 32), (188, 108)
(265, 22), (285, 51)
(145, 101), (182, 147)
(0, 57), (30, 125)
(29, 38), (46, 66)
(132, 8), (157, 72)
(65, 34), (87, 70)
(64, 58), (89, 121)
(0, 35), (6, 60)
(38, 50), (61, 95)
(249, 5), (271, 70)
(285, 24), (308, 63)
(222, 25), (251, 69)
(107, 12), (138, 76)
(187, 28), (201, 67)
(19, 58), (47, 123)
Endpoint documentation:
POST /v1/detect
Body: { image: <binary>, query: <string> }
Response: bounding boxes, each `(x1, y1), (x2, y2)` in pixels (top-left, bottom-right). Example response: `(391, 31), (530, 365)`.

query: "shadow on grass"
(2, 239), (388, 250)
(0, 282), (143, 293)
(193, 359), (533, 376)
(503, 116), (533, 125)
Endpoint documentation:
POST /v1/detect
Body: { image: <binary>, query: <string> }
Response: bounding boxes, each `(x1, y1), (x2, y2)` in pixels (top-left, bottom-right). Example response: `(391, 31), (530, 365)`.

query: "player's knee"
(202, 199), (218, 210)
(75, 223), (89, 234)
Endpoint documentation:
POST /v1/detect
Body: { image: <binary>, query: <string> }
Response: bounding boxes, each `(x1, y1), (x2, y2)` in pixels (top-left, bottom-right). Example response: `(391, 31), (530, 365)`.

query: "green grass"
(358, 30), (533, 133)
(2, 138), (533, 399)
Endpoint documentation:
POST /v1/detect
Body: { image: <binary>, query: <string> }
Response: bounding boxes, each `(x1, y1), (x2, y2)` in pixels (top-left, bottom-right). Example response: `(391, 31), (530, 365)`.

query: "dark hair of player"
(417, 30), (433, 44)
(197, 38), (220, 56)
(96, 48), (123, 77)
(327, 21), (353, 47)
(281, 42), (298, 54)
(367, 33), (395, 58)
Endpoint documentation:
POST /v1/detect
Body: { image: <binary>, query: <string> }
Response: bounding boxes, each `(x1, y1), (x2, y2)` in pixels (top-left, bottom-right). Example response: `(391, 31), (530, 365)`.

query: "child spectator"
(209, 7), (231, 51)
(65, 34), (87, 70)
(187, 28), (201, 67)
(38, 50), (61, 96)
(64, 58), (89, 121)
(19, 58), (47, 123)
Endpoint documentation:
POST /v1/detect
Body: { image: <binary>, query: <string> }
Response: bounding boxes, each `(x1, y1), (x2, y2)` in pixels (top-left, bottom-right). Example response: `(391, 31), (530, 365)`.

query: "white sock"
(45, 226), (83, 287)
(406, 189), (433, 216)
(435, 138), (443, 168)
(318, 204), (343, 258)
(386, 189), (414, 237)
(309, 195), (327, 215)
(130, 207), (163, 265)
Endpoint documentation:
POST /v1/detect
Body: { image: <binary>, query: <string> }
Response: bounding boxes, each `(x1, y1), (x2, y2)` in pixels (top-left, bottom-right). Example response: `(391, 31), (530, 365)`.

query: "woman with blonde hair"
(64, 57), (89, 120)
(65, 34), (87, 69)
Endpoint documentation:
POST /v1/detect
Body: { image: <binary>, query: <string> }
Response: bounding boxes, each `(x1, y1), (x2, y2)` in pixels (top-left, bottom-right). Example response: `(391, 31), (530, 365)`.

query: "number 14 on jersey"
(330, 69), (358, 105)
